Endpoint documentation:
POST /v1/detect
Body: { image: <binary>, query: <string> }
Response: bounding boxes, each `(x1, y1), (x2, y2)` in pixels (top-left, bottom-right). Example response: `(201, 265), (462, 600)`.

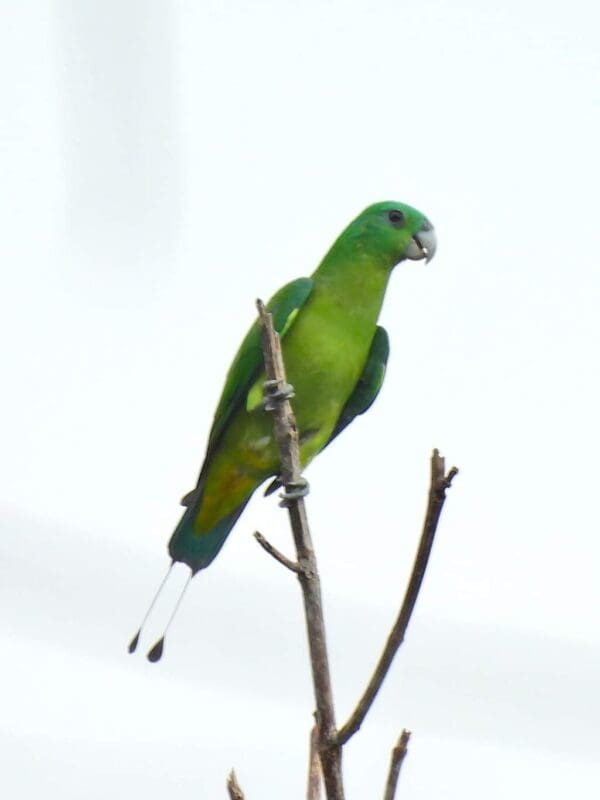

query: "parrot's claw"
(262, 379), (295, 411)
(279, 478), (310, 507)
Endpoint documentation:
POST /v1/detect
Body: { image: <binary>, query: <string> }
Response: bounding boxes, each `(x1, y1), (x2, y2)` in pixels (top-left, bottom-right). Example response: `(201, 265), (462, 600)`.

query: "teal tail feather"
(168, 498), (250, 574)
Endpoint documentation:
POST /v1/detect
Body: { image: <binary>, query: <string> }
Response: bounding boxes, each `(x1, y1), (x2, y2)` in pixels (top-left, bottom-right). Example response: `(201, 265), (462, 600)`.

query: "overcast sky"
(2, 1), (599, 797)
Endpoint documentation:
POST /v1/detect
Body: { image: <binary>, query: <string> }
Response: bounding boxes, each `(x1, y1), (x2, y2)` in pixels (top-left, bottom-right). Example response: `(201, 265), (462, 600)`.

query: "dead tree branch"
(254, 299), (458, 797)
(336, 450), (458, 746)
(256, 298), (344, 800)
(307, 724), (322, 800)
(383, 729), (411, 800)
(227, 770), (245, 800)
(254, 530), (301, 573)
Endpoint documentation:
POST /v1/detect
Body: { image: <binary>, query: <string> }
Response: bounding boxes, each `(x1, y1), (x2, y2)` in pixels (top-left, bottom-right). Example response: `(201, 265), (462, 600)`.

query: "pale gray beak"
(406, 219), (437, 263)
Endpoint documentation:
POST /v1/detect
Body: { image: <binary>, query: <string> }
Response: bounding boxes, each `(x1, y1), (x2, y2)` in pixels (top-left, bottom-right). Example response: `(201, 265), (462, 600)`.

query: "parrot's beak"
(406, 220), (437, 263)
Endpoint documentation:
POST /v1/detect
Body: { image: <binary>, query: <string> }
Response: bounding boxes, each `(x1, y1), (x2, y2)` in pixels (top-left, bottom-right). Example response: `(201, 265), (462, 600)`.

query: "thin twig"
(307, 724), (322, 800)
(254, 531), (301, 573)
(383, 730), (411, 800)
(227, 769), (245, 800)
(256, 299), (344, 800)
(336, 450), (458, 745)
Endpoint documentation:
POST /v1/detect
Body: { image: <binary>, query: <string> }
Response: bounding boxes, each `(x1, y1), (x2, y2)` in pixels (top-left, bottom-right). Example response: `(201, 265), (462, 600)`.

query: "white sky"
(1, 0), (599, 797)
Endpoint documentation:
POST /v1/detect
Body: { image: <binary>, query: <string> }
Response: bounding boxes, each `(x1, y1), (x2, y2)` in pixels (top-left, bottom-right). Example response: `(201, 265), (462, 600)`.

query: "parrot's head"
(346, 201), (437, 268)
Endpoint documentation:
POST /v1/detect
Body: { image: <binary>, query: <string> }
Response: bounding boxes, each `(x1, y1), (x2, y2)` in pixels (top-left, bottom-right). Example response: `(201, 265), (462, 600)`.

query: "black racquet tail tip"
(128, 630), (141, 654)
(147, 636), (165, 663)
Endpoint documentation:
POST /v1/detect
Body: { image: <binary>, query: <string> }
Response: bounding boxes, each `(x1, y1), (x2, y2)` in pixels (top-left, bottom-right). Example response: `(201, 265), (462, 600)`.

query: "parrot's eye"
(388, 210), (405, 227)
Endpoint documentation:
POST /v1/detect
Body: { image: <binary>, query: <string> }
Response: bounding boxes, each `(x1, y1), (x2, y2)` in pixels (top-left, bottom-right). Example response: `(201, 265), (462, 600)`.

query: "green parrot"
(131, 201), (436, 660)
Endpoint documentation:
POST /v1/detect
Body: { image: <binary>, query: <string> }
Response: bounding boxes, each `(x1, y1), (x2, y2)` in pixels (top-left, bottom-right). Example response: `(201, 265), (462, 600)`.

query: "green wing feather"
(263, 325), (389, 496)
(328, 325), (389, 441)
(181, 277), (313, 506)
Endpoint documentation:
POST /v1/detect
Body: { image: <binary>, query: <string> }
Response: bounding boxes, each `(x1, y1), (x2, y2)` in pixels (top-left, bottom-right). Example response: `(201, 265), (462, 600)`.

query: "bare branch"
(307, 724), (322, 800)
(227, 769), (245, 800)
(336, 450), (458, 745)
(383, 730), (411, 800)
(254, 530), (301, 573)
(256, 299), (344, 800)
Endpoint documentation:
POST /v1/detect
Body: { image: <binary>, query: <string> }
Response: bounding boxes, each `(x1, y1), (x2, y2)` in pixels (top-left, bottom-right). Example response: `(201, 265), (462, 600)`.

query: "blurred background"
(1, 1), (599, 797)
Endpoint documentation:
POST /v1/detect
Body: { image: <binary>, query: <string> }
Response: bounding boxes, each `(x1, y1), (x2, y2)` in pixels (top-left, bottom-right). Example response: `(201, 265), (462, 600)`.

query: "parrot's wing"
(328, 325), (390, 442)
(209, 277), (314, 450)
(181, 277), (314, 506)
(263, 325), (389, 497)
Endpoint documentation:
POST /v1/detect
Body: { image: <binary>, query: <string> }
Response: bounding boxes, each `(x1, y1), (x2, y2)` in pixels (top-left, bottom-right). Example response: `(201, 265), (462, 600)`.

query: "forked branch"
(336, 450), (458, 745)
(253, 298), (458, 799)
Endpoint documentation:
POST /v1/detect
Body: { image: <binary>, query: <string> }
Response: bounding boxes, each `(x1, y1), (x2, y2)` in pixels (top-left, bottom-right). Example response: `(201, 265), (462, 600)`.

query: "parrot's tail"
(128, 496), (251, 663)
(168, 497), (251, 574)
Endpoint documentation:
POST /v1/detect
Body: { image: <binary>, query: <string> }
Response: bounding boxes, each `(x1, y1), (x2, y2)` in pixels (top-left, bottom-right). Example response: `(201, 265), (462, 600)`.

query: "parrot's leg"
(262, 378), (295, 410)
(260, 378), (311, 505)
(263, 477), (281, 496)
(278, 477), (310, 506)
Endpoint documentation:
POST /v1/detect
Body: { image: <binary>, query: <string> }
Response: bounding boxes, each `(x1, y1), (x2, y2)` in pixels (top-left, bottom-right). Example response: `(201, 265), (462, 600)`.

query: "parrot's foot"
(263, 476), (282, 496)
(262, 379), (295, 411)
(279, 477), (310, 507)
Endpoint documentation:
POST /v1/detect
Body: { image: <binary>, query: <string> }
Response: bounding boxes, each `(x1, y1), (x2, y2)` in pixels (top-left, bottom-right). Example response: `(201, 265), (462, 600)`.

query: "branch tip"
(444, 466), (459, 488)
(383, 730), (411, 800)
(227, 769), (245, 800)
(253, 531), (301, 573)
(394, 728), (411, 756)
